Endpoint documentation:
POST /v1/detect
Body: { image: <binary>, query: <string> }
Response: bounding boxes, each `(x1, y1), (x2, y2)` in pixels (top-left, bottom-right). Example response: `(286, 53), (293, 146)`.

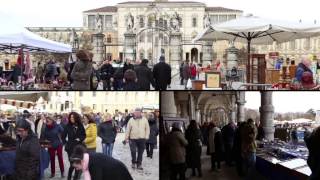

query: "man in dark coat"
(99, 60), (114, 90)
(45, 60), (58, 83)
(123, 59), (134, 74)
(15, 120), (40, 180)
(70, 145), (133, 180)
(222, 121), (236, 166)
(134, 59), (155, 90)
(153, 56), (171, 90)
(98, 117), (117, 157)
(305, 126), (320, 180)
(179, 62), (184, 85)
(146, 113), (159, 159)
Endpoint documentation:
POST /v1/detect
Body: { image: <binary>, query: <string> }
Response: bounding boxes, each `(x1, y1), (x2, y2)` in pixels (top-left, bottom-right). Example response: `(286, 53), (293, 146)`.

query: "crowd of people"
(0, 107), (159, 180)
(33, 50), (172, 90)
(163, 117), (320, 180)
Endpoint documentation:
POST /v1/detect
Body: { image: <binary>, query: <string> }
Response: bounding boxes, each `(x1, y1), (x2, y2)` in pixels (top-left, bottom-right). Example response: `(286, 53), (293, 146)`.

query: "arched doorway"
(191, 48), (198, 62)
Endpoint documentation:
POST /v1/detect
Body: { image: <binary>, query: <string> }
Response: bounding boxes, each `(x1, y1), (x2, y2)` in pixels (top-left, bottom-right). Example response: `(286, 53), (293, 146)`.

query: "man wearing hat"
(125, 108), (150, 170)
(14, 120), (40, 180)
(153, 56), (172, 90)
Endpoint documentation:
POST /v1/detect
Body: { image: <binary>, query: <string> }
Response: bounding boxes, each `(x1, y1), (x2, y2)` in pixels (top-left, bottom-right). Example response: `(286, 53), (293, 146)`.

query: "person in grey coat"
(70, 50), (93, 90)
(146, 113), (158, 159)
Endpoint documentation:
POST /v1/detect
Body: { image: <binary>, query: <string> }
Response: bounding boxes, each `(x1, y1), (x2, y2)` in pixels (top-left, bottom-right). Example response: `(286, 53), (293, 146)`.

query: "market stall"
(0, 19), (72, 90)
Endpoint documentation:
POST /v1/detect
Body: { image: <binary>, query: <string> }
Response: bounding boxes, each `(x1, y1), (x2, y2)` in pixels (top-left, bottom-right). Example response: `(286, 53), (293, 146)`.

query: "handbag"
(186, 78), (192, 89)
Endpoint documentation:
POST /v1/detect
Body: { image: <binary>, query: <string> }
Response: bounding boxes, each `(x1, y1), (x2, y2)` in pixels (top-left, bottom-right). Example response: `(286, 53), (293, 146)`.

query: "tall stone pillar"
(202, 41), (213, 66)
(259, 92), (275, 141)
(169, 32), (182, 69)
(237, 91), (246, 122)
(92, 33), (105, 65)
(161, 91), (177, 117)
(230, 95), (237, 123)
(226, 45), (239, 69)
(180, 100), (189, 118)
(124, 32), (136, 61)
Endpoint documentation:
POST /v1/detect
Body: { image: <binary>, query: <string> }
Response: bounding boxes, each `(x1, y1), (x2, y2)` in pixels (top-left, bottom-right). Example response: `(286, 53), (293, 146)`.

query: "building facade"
(44, 91), (159, 114)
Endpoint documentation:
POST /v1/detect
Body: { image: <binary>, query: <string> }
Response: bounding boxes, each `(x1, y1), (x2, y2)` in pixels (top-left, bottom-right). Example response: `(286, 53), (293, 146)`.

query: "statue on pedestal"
(170, 12), (181, 32)
(126, 13), (134, 31)
(70, 28), (79, 49)
(95, 14), (103, 33)
(203, 13), (211, 28)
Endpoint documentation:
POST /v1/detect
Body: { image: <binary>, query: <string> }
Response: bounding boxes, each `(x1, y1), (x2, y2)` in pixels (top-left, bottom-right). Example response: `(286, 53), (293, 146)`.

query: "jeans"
(113, 79), (123, 90)
(129, 139), (146, 166)
(102, 143), (114, 157)
(243, 152), (256, 180)
(146, 143), (155, 158)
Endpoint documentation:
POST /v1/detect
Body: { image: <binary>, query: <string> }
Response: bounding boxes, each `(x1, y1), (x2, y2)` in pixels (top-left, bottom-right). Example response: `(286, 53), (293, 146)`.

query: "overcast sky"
(245, 92), (320, 113)
(0, 0), (319, 27)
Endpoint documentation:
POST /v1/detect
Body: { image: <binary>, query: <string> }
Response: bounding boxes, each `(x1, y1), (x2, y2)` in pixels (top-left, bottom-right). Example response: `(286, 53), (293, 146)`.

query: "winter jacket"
(207, 127), (220, 154)
(134, 64), (155, 90)
(45, 62), (58, 79)
(146, 119), (159, 144)
(99, 64), (114, 80)
(62, 123), (86, 154)
(88, 152), (133, 180)
(125, 117), (150, 140)
(123, 63), (134, 74)
(153, 62), (171, 87)
(15, 132), (40, 180)
(71, 60), (93, 90)
(84, 123), (97, 149)
(190, 64), (197, 78)
(98, 121), (117, 144)
(44, 123), (64, 148)
(166, 129), (188, 164)
(123, 82), (140, 90)
(185, 127), (202, 167)
(241, 122), (257, 157)
(182, 63), (191, 79)
(295, 63), (313, 82)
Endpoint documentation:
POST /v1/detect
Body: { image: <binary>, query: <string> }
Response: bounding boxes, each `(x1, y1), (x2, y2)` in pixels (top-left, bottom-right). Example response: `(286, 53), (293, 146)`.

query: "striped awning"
(0, 98), (35, 108)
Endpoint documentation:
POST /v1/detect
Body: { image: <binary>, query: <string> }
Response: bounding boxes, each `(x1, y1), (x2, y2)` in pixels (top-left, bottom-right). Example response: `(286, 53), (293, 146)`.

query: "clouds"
(1, 0), (319, 27)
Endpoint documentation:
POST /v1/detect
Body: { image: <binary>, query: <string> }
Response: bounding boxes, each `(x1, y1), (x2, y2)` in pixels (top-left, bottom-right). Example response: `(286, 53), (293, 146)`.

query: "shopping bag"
(186, 78), (192, 89)
(97, 81), (104, 90)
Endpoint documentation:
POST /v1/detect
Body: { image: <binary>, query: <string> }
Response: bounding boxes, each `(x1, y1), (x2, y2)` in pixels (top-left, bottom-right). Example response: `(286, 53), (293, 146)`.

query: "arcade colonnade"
(161, 91), (275, 141)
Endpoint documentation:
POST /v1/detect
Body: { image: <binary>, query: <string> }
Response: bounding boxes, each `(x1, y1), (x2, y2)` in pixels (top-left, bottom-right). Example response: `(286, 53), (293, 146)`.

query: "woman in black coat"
(146, 113), (159, 159)
(134, 59), (155, 90)
(123, 69), (139, 90)
(70, 145), (133, 180)
(185, 120), (202, 177)
(62, 112), (86, 180)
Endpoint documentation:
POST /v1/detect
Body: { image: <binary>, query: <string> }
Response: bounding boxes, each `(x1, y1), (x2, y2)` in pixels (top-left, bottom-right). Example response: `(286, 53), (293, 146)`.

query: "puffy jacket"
(84, 123), (97, 149)
(98, 121), (117, 144)
(166, 129), (188, 164)
(44, 123), (64, 148)
(125, 117), (150, 140)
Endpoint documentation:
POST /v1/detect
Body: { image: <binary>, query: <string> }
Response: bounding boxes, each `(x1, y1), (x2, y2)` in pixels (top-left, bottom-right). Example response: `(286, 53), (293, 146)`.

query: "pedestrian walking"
(44, 116), (65, 178)
(134, 59), (155, 90)
(98, 113), (117, 157)
(125, 108), (150, 170)
(153, 56), (171, 90)
(98, 60), (114, 90)
(146, 113), (159, 159)
(83, 114), (97, 152)
(62, 112), (86, 180)
(70, 50), (93, 90)
(123, 69), (140, 90)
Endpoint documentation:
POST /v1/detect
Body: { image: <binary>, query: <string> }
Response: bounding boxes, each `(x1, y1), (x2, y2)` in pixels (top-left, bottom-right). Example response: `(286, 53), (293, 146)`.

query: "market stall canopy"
(0, 92), (49, 102)
(192, 15), (320, 44)
(0, 19), (72, 53)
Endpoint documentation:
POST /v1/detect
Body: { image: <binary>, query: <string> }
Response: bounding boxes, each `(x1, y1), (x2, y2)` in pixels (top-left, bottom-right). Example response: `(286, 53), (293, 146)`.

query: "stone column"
(124, 32), (136, 61)
(226, 45), (239, 69)
(180, 100), (189, 119)
(237, 91), (246, 122)
(161, 91), (177, 117)
(92, 33), (105, 65)
(259, 92), (275, 141)
(202, 41), (213, 66)
(230, 95), (237, 123)
(169, 32), (182, 68)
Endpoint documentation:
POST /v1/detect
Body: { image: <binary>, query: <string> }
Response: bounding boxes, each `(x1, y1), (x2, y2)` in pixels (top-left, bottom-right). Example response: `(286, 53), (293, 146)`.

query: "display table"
(256, 145), (310, 180)
(192, 80), (205, 90)
(0, 147), (49, 179)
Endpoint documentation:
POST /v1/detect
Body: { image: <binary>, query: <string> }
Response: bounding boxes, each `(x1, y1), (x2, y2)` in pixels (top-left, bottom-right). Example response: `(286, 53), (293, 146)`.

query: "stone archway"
(191, 47), (198, 63)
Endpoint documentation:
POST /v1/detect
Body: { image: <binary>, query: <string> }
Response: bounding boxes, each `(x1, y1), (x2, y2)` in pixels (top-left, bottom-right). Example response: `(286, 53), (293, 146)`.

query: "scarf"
(82, 153), (91, 180)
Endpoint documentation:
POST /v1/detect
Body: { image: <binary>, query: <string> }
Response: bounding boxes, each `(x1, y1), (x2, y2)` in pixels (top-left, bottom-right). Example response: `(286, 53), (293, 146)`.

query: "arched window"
(107, 34), (112, 43)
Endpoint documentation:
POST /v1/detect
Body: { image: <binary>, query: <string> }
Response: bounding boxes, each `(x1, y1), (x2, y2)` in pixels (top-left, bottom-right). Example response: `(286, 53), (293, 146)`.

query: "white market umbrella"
(0, 19), (71, 53)
(193, 15), (320, 83)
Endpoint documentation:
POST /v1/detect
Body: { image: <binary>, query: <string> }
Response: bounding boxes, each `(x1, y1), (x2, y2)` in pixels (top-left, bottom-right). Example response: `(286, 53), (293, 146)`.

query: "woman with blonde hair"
(83, 114), (97, 152)
(98, 113), (117, 157)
